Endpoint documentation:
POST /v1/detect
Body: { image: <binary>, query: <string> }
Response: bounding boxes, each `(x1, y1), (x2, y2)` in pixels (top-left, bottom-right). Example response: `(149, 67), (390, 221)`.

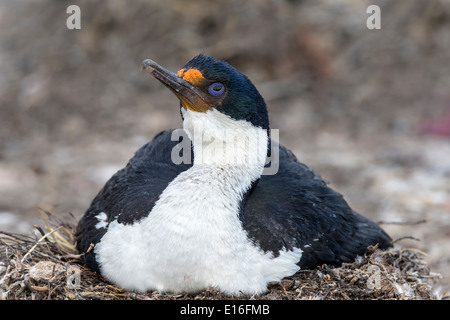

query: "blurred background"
(0, 0), (449, 294)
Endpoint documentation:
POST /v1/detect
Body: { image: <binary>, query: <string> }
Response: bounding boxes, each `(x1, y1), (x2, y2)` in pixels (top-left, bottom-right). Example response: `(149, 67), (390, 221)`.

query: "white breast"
(94, 109), (302, 295)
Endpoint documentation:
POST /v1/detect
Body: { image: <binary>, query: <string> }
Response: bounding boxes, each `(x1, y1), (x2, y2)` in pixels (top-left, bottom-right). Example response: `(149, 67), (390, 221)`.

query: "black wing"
(75, 130), (192, 271)
(241, 141), (391, 268)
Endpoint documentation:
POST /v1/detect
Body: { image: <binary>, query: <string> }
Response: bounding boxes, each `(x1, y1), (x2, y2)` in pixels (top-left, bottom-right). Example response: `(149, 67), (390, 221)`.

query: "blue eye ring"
(208, 82), (225, 97)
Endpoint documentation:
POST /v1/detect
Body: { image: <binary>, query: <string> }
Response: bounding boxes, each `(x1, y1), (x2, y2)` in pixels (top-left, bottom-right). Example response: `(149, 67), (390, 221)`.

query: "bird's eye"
(208, 82), (225, 97)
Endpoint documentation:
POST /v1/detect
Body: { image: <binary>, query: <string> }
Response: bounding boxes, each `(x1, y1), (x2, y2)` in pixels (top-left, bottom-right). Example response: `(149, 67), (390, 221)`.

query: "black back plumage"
(76, 130), (391, 272)
(240, 141), (391, 268)
(75, 131), (192, 271)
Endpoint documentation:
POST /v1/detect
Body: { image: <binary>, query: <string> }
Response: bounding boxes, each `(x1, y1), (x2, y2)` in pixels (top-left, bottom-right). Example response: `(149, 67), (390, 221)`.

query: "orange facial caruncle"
(177, 69), (206, 86)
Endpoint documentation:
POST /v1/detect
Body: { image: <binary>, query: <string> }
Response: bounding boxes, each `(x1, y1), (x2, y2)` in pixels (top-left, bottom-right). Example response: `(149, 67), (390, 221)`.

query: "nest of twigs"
(0, 211), (446, 300)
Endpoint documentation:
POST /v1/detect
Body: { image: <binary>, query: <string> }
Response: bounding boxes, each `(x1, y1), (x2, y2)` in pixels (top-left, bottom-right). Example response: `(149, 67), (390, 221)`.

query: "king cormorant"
(75, 55), (391, 295)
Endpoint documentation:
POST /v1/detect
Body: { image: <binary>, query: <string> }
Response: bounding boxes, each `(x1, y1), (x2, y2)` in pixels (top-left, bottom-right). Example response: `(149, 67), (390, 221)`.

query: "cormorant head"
(141, 54), (269, 132)
(142, 55), (270, 170)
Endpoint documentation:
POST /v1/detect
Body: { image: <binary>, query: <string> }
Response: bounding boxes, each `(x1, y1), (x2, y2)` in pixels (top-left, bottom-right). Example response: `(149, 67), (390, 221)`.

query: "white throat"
(182, 108), (268, 183)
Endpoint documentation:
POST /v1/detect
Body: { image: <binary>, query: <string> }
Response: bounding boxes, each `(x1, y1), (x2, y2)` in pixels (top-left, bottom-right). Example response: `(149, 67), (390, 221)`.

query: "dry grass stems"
(0, 211), (446, 300)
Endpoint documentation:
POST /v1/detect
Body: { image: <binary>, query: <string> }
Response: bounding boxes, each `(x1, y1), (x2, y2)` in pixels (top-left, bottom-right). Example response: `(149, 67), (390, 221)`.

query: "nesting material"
(28, 261), (65, 282)
(0, 212), (446, 300)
